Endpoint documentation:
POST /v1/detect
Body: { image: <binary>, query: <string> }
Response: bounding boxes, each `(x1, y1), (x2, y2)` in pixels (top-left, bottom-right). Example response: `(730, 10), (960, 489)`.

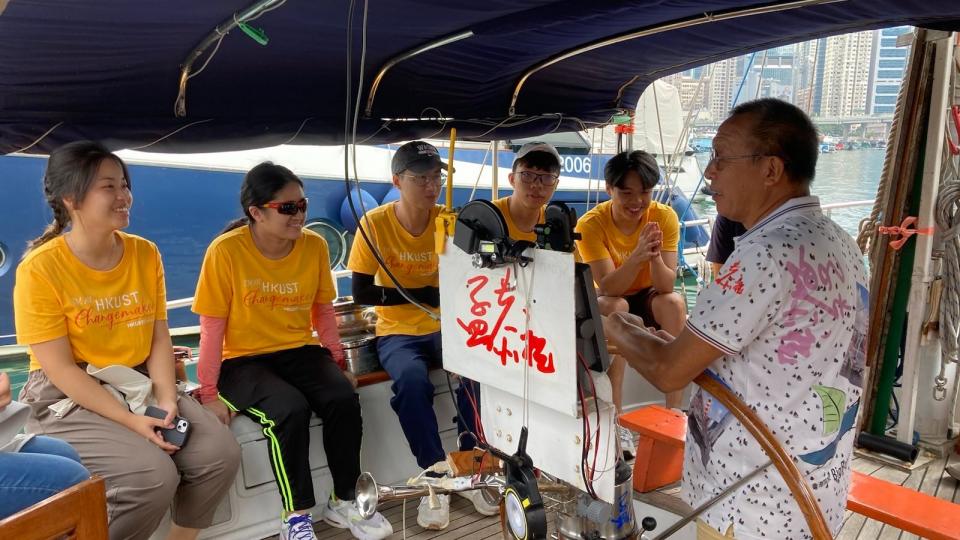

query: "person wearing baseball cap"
(347, 141), (493, 529)
(491, 142), (563, 241)
(389, 140), (451, 176)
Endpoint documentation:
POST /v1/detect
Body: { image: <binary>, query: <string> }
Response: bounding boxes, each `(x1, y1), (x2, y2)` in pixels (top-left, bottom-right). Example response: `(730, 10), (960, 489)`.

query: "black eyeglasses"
(401, 172), (444, 187)
(516, 170), (560, 186)
(261, 198), (308, 215)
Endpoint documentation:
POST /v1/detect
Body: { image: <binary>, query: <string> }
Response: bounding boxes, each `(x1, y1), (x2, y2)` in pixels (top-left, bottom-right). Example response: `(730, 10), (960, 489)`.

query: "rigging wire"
(466, 144), (491, 202)
(342, 0), (437, 318)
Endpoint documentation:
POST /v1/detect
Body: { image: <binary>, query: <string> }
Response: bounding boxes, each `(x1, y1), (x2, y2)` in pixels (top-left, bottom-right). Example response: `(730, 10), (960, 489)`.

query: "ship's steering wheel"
(689, 371), (833, 539)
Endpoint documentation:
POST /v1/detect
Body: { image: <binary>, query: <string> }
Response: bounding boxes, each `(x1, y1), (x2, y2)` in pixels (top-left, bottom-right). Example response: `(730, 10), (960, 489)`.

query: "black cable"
(445, 372), (484, 450)
(342, 0), (435, 317)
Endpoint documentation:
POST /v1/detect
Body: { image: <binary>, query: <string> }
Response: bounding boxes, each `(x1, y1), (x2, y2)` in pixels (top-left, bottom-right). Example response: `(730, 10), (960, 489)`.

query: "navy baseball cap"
(391, 141), (450, 175)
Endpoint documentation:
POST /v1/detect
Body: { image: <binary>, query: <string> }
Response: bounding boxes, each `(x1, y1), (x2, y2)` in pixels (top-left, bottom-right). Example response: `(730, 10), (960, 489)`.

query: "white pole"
(897, 32), (954, 445)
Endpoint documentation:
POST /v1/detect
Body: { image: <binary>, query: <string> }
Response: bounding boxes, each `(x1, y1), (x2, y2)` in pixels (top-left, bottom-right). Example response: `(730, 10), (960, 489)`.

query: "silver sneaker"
(322, 497), (393, 540)
(416, 493), (450, 530)
(457, 489), (500, 516)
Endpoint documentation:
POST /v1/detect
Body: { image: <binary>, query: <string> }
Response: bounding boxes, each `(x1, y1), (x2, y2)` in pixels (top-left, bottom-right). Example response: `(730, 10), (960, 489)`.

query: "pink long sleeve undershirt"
(312, 303), (346, 369)
(196, 304), (346, 404)
(197, 315), (227, 404)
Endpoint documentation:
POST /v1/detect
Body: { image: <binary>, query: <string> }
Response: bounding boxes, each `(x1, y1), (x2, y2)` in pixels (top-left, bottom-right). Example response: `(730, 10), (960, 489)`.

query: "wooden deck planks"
(259, 452), (960, 539)
(304, 494), (502, 540)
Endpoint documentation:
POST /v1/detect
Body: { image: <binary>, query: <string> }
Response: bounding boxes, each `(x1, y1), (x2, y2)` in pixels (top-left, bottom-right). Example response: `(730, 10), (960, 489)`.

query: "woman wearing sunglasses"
(192, 162), (391, 540)
(14, 141), (240, 540)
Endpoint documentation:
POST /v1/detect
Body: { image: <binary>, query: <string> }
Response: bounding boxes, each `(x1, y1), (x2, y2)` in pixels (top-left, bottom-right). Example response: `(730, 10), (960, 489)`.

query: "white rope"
(857, 79), (905, 256)
(516, 259), (536, 429)
(936, 169), (960, 363)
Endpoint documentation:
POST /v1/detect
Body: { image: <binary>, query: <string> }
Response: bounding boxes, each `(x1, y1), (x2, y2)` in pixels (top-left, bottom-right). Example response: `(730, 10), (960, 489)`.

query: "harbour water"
(690, 148), (885, 236)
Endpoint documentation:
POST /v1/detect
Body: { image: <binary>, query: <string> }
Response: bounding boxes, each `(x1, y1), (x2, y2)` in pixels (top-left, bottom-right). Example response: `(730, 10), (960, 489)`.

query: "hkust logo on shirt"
(242, 278), (309, 311)
(72, 291), (156, 330)
(385, 251), (436, 276)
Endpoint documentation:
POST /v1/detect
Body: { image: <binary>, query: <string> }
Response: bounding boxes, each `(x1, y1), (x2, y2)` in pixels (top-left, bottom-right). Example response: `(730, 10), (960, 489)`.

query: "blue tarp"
(0, 0), (957, 154)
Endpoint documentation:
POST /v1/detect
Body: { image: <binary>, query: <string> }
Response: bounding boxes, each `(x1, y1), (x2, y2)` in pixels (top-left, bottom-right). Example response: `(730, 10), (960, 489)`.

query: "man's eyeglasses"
(708, 149), (774, 165)
(401, 172), (444, 187)
(260, 198), (308, 215)
(516, 170), (560, 186)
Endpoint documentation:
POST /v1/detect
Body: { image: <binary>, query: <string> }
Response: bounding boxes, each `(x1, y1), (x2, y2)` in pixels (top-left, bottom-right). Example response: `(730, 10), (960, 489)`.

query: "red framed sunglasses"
(260, 198), (308, 215)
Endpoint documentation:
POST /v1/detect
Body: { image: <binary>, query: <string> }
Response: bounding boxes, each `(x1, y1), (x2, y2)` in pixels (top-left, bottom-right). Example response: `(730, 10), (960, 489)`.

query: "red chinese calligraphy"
(715, 261), (745, 294)
(456, 267), (556, 374)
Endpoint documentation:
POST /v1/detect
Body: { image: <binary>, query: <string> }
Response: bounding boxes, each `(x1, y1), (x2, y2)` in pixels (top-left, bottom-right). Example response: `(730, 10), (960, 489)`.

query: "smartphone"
(144, 405), (190, 448)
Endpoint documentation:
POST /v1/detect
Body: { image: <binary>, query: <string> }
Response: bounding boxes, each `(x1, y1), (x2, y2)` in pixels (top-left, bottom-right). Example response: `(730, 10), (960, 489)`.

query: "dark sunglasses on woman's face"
(260, 198), (308, 215)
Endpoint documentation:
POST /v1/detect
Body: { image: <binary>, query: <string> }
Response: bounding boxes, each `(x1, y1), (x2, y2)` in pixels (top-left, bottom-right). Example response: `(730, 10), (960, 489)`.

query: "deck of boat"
(636, 451), (960, 540)
(260, 452), (960, 539)
(836, 453), (960, 540)
(263, 495), (503, 540)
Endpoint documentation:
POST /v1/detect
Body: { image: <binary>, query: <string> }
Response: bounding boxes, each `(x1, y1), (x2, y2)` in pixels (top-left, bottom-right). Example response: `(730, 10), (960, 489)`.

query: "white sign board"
(439, 237), (616, 503)
(439, 239), (577, 415)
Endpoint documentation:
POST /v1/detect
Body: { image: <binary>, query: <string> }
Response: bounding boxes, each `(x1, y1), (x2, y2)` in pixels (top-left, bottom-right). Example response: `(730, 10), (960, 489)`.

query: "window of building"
(878, 59), (905, 70)
(878, 70), (903, 79)
(874, 95), (898, 105)
(882, 27), (911, 37)
(875, 84), (901, 94)
(874, 105), (895, 114)
(881, 37), (898, 47)
(880, 48), (907, 58)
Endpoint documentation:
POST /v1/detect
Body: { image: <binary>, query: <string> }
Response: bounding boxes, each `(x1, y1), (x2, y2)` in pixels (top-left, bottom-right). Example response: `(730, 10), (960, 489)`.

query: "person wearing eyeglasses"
(192, 162), (392, 540)
(603, 99), (867, 540)
(347, 141), (492, 531)
(575, 150), (688, 457)
(491, 142), (562, 241)
(14, 141), (239, 540)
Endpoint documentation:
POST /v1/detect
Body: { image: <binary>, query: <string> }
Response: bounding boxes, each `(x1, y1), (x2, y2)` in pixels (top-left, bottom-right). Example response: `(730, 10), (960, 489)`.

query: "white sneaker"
(617, 424), (636, 461)
(280, 513), (316, 540)
(417, 493), (450, 530)
(322, 497), (394, 540)
(457, 489), (500, 516)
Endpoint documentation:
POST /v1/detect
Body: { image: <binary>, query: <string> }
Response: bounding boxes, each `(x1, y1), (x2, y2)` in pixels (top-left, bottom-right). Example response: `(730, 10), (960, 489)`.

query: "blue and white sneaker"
(280, 512), (316, 540)
(322, 496), (393, 540)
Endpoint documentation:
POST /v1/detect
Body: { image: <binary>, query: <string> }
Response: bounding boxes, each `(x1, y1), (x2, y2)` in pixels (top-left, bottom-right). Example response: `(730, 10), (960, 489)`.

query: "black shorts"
(624, 286), (661, 329)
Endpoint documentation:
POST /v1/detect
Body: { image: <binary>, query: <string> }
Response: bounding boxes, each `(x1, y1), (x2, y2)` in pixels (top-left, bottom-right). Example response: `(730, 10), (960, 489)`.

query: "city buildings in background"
(867, 26), (912, 114)
(661, 25), (911, 124)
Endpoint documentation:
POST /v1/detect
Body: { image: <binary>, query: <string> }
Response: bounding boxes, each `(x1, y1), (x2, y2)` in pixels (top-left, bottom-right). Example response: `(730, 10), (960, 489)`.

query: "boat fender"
(380, 186), (401, 205)
(340, 188), (378, 233)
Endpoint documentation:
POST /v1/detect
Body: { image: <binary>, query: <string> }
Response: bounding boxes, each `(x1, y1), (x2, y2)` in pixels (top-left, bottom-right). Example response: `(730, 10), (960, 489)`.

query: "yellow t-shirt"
(15, 232), (168, 371)
(575, 200), (680, 295)
(491, 196), (544, 242)
(192, 226), (337, 360)
(347, 203), (440, 336)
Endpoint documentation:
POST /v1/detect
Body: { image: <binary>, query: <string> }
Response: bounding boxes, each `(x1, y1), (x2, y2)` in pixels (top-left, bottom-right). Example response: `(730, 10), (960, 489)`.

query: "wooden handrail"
(0, 476), (108, 539)
(694, 372), (832, 539)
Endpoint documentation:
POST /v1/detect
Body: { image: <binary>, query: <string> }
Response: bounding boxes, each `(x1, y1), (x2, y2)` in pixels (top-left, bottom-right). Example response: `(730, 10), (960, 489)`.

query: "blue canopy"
(0, 0), (957, 154)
